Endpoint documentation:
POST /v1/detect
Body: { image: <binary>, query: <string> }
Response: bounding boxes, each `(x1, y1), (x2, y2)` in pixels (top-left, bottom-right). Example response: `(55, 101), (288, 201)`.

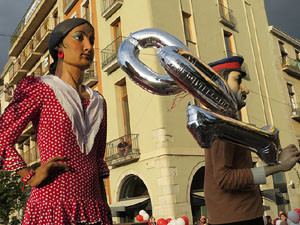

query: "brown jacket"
(204, 139), (264, 224)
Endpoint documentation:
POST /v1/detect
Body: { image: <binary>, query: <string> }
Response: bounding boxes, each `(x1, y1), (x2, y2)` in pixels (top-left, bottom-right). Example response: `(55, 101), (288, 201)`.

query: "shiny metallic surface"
(118, 28), (280, 165)
(187, 104), (280, 165)
(117, 28), (189, 95)
(157, 46), (238, 117)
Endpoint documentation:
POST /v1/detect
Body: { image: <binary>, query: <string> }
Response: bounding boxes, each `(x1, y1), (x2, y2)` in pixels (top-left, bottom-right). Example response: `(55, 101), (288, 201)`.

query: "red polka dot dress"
(0, 75), (111, 225)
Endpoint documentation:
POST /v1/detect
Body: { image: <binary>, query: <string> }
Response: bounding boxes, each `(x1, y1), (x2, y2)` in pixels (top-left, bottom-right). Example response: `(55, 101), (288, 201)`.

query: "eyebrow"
(73, 30), (94, 37)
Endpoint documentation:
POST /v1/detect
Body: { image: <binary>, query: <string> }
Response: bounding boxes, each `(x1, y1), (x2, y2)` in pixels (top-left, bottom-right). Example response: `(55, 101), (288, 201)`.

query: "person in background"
(0, 18), (112, 224)
(204, 56), (300, 225)
(150, 216), (157, 225)
(274, 211), (284, 225)
(280, 213), (288, 221)
(199, 216), (207, 225)
(117, 137), (129, 157)
(266, 215), (273, 225)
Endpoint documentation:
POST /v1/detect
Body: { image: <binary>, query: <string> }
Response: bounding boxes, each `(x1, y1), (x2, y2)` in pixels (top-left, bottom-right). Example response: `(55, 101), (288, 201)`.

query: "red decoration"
(157, 218), (168, 225)
(181, 216), (189, 225)
(58, 50), (64, 59)
(136, 215), (143, 222)
(166, 218), (172, 223)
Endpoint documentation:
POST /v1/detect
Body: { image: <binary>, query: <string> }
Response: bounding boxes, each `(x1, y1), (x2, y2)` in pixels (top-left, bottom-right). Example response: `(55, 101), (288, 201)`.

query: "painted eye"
(74, 33), (84, 41)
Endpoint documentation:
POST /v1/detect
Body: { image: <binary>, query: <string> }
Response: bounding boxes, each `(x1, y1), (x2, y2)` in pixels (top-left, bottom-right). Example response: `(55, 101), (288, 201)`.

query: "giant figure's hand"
(27, 156), (70, 187)
(278, 144), (300, 172)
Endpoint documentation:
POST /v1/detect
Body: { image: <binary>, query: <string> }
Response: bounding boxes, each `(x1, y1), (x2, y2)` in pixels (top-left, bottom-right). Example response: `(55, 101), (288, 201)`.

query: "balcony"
(291, 106), (300, 122)
(83, 62), (98, 87)
(33, 64), (42, 77)
(21, 40), (41, 70)
(33, 16), (56, 54)
(23, 122), (35, 136)
(64, 0), (79, 14)
(101, 36), (122, 73)
(282, 56), (300, 77)
(42, 56), (51, 75)
(23, 145), (40, 166)
(105, 134), (140, 167)
(28, 145), (40, 166)
(9, 0), (57, 57)
(10, 57), (28, 85)
(82, 11), (91, 23)
(101, 0), (123, 19)
(218, 1), (235, 29)
(4, 85), (14, 102)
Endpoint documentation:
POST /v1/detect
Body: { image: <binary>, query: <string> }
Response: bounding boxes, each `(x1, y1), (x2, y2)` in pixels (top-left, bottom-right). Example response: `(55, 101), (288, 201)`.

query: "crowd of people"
(264, 209), (300, 225)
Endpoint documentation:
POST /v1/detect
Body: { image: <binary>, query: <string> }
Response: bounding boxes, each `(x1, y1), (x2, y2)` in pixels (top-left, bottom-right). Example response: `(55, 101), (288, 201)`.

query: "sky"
(0, 0), (299, 73)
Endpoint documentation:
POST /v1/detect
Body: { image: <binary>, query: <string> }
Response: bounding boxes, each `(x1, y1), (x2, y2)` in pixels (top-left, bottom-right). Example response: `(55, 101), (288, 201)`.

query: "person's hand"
(278, 144), (300, 172)
(27, 156), (70, 187)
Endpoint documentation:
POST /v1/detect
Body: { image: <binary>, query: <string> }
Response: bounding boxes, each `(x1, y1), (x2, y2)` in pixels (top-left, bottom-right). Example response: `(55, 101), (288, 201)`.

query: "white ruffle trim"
(40, 75), (103, 155)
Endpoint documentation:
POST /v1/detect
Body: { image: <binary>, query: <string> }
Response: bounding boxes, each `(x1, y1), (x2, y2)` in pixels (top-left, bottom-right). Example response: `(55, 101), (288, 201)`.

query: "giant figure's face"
(227, 70), (249, 110)
(60, 23), (95, 71)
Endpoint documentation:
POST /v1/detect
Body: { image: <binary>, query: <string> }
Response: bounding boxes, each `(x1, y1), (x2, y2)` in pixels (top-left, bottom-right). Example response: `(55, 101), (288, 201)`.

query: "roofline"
(269, 25), (300, 48)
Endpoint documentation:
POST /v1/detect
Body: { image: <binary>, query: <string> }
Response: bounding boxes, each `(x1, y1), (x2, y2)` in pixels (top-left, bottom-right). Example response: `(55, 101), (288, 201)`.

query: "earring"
(58, 50), (64, 59)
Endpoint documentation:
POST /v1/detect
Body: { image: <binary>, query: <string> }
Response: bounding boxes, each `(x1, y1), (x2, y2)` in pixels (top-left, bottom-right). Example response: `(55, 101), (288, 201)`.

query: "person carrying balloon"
(204, 56), (300, 225)
(0, 18), (112, 224)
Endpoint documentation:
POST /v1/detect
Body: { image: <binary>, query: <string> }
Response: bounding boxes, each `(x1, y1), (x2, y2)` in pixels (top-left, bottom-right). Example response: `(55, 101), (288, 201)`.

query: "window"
(82, 1), (91, 22)
(219, 0), (229, 20)
(279, 41), (288, 63)
(117, 80), (131, 136)
(223, 30), (236, 57)
(295, 50), (300, 61)
(111, 18), (122, 52)
(287, 83), (297, 111)
(182, 12), (192, 42)
(53, 9), (58, 26)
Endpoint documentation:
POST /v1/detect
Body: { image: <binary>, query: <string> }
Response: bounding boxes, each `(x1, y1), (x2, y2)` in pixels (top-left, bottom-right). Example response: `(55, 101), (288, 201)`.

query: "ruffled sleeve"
(96, 97), (109, 178)
(0, 76), (43, 171)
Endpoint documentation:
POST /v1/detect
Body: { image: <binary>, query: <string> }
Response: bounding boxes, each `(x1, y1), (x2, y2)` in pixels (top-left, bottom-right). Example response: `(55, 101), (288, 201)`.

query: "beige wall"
(95, 0), (300, 221)
(1, 0), (300, 222)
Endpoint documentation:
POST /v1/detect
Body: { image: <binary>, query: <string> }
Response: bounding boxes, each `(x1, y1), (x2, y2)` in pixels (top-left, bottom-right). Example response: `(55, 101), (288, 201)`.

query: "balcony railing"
(29, 146), (40, 165)
(82, 11), (91, 23)
(42, 56), (51, 75)
(83, 62), (98, 87)
(282, 56), (300, 77)
(10, 57), (28, 85)
(106, 134), (140, 167)
(33, 16), (56, 53)
(290, 103), (300, 122)
(101, 0), (123, 19)
(101, 36), (122, 72)
(64, 0), (79, 14)
(21, 39), (41, 70)
(33, 64), (42, 77)
(218, 1), (235, 29)
(9, 0), (56, 56)
(4, 85), (14, 102)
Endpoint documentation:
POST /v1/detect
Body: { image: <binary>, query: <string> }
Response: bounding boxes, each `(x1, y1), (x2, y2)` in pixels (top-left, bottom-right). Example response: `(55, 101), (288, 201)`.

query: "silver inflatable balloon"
(157, 46), (237, 118)
(117, 28), (189, 95)
(118, 28), (280, 165)
(187, 104), (280, 165)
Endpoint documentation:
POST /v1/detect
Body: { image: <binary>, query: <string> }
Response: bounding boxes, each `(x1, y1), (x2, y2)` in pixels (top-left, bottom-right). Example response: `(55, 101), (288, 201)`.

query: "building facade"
(267, 26), (300, 214)
(1, 0), (300, 223)
(96, 0), (300, 222)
